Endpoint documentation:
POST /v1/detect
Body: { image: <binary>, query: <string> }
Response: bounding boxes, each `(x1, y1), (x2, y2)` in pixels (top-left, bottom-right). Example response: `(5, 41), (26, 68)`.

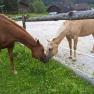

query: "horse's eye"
(49, 48), (53, 51)
(42, 49), (44, 52)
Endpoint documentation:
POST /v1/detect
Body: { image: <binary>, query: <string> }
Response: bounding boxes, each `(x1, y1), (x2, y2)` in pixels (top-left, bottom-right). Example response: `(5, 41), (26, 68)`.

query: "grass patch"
(7, 13), (48, 18)
(0, 43), (94, 94)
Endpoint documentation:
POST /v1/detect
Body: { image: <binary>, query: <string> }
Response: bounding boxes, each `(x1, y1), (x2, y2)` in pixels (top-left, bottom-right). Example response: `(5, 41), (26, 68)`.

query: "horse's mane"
(0, 14), (37, 45)
(0, 14), (26, 32)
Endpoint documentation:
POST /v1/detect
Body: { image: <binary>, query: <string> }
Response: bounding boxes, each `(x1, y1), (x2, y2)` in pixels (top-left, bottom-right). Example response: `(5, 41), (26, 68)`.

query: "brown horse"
(47, 19), (94, 61)
(0, 14), (48, 74)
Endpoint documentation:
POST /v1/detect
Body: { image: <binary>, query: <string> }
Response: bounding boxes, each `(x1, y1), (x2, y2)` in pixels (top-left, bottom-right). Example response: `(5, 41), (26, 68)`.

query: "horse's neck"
(18, 31), (37, 49)
(0, 14), (37, 49)
(8, 22), (37, 49)
(53, 30), (67, 45)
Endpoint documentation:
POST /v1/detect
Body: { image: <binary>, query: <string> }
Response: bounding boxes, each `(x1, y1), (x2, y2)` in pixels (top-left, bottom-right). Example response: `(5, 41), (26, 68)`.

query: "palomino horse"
(0, 14), (48, 74)
(47, 19), (94, 61)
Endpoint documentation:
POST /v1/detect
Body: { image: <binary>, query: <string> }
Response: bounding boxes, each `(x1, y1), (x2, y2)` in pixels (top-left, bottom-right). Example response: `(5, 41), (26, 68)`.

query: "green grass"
(7, 13), (48, 18)
(0, 43), (94, 94)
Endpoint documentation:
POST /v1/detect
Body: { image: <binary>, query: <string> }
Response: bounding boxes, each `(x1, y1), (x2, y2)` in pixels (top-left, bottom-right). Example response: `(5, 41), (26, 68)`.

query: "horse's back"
(65, 19), (94, 37)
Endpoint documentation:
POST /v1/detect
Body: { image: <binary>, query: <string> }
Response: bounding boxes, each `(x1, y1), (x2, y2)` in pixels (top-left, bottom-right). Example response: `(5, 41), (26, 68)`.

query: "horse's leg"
(0, 49), (2, 63)
(91, 34), (94, 53)
(66, 36), (72, 59)
(73, 37), (78, 61)
(8, 43), (17, 74)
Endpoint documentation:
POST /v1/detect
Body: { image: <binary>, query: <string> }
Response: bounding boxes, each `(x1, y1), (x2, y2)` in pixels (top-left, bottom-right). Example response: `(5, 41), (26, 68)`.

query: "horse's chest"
(66, 30), (78, 38)
(0, 41), (9, 48)
(0, 36), (14, 48)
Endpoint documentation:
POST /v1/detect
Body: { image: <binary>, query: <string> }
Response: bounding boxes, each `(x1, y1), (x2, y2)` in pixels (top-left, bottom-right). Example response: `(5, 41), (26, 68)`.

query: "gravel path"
(17, 20), (94, 84)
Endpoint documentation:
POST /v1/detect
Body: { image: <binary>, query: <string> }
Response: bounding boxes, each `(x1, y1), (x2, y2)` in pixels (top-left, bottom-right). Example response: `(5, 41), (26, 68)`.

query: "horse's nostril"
(43, 59), (47, 63)
(47, 53), (52, 59)
(40, 53), (52, 63)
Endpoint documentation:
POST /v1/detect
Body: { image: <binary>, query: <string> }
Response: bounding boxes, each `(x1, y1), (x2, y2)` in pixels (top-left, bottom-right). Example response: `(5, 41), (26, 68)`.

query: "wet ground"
(17, 20), (94, 84)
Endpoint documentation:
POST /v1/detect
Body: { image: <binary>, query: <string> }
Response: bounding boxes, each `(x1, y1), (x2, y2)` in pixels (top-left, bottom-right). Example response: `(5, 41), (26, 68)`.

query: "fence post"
(22, 15), (26, 29)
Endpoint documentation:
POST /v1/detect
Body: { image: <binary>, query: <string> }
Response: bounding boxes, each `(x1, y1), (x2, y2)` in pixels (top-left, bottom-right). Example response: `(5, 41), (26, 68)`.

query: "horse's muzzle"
(42, 53), (53, 63)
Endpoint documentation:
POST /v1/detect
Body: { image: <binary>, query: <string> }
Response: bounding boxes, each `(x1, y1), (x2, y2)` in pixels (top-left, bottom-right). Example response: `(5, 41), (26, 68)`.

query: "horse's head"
(46, 39), (58, 58)
(32, 40), (49, 63)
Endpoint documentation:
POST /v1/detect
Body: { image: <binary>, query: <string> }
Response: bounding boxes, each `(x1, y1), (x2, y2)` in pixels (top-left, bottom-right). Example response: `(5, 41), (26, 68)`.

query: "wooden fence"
(14, 10), (94, 28)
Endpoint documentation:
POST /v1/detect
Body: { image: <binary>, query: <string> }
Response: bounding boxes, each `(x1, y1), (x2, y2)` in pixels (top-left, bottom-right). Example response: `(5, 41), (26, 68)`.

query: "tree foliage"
(0, 0), (3, 5)
(1, 0), (94, 13)
(3, 0), (18, 13)
(0, 0), (18, 13)
(32, 0), (46, 13)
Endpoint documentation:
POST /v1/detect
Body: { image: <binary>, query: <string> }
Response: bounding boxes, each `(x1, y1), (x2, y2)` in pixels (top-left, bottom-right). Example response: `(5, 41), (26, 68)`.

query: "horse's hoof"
(72, 58), (76, 62)
(69, 56), (72, 59)
(13, 70), (17, 75)
(91, 50), (94, 53)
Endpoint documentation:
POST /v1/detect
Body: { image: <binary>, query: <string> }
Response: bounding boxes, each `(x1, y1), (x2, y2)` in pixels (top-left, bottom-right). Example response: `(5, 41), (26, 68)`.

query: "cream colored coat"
(47, 19), (94, 61)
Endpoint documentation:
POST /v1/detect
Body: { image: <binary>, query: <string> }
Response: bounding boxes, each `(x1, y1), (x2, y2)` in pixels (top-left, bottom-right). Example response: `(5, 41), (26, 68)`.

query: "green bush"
(31, 0), (46, 13)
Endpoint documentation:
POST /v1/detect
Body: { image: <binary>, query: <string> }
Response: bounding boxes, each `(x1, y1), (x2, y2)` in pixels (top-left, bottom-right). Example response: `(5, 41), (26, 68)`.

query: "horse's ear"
(37, 40), (40, 44)
(47, 40), (51, 42)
